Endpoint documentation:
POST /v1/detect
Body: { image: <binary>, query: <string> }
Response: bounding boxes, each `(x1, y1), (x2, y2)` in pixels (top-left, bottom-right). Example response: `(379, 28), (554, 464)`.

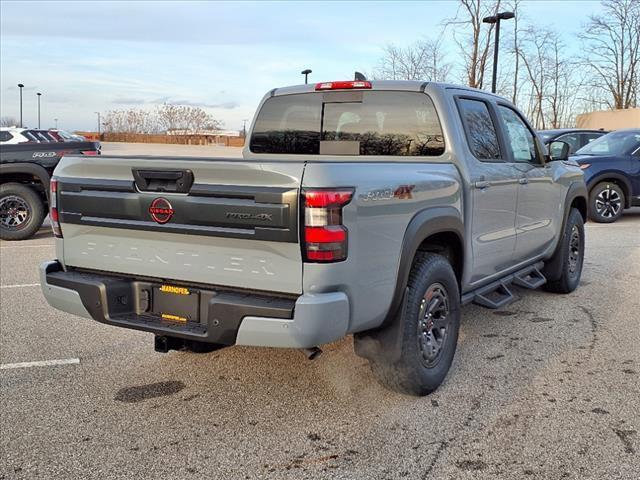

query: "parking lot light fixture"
(37, 92), (42, 129)
(18, 84), (24, 127)
(483, 11), (515, 94)
(301, 69), (312, 84)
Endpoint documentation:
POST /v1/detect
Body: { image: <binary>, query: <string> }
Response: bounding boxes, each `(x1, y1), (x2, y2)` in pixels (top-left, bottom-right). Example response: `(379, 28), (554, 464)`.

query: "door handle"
(474, 181), (490, 189)
(518, 178), (529, 185)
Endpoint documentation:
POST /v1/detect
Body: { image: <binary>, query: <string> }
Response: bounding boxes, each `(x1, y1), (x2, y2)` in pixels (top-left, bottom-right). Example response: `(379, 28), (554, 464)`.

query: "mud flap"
(353, 287), (409, 364)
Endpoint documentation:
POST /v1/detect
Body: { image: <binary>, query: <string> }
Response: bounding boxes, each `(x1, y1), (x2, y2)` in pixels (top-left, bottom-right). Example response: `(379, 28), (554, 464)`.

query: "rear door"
(456, 97), (519, 284)
(54, 156), (304, 294)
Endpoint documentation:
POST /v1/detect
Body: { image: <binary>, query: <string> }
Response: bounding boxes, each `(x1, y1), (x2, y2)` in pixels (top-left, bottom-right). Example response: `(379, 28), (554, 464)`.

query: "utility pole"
(483, 11), (515, 94)
(95, 112), (101, 135)
(242, 119), (248, 138)
(18, 84), (24, 127)
(37, 92), (42, 128)
(54, 118), (58, 129)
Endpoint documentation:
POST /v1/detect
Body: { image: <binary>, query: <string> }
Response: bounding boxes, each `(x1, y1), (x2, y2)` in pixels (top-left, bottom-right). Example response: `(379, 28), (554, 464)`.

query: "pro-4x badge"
(149, 198), (174, 224)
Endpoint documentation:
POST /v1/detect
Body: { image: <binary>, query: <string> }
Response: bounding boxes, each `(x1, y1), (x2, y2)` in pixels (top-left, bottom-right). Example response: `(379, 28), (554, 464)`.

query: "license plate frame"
(151, 284), (200, 323)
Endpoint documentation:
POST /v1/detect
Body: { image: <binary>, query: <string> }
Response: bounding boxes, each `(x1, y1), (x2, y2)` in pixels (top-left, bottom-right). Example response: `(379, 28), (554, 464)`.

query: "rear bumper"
(39, 261), (349, 349)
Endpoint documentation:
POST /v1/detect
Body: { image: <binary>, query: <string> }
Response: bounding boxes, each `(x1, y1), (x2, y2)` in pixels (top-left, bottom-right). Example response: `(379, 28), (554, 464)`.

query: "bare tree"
(102, 105), (222, 134)
(0, 116), (19, 127)
(546, 34), (582, 128)
(518, 27), (549, 128)
(156, 104), (223, 133)
(580, 0), (640, 109)
(102, 109), (159, 134)
(444, 0), (501, 89)
(374, 38), (451, 81)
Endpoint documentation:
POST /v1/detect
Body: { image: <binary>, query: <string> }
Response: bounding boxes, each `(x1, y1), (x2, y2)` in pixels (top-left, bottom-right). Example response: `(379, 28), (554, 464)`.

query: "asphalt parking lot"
(1, 180), (639, 479)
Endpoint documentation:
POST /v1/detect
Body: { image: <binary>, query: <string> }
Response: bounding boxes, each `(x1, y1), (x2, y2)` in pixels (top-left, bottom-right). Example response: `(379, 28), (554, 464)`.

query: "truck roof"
(271, 80), (505, 100)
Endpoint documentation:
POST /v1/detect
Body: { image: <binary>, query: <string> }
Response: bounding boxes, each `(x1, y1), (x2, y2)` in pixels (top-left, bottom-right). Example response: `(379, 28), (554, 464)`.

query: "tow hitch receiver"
(154, 335), (185, 353)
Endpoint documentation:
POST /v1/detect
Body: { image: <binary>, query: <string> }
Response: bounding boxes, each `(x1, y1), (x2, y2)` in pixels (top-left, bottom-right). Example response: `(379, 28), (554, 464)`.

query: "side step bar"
(512, 265), (546, 290)
(461, 262), (546, 309)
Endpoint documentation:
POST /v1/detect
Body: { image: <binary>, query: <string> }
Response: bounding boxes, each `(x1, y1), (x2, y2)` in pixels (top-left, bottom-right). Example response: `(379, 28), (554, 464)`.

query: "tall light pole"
(301, 69), (312, 84)
(18, 84), (24, 127)
(483, 11), (515, 94)
(95, 112), (101, 135)
(54, 118), (58, 129)
(242, 119), (248, 137)
(37, 92), (42, 128)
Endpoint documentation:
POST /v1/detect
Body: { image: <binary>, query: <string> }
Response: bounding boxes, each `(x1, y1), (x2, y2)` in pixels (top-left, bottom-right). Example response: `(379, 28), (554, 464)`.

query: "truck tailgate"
(54, 155), (304, 294)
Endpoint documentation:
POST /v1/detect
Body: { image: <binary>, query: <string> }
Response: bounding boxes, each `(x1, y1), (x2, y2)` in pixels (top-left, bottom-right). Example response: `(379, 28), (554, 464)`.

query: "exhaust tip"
(300, 347), (322, 360)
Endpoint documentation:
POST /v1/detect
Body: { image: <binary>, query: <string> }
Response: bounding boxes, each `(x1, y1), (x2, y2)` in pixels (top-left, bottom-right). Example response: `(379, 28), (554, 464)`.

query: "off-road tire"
(588, 181), (625, 223)
(544, 208), (585, 294)
(0, 183), (46, 241)
(370, 253), (460, 396)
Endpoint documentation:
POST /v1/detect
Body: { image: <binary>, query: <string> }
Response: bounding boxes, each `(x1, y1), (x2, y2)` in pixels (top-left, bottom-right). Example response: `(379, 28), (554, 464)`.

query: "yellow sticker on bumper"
(161, 313), (187, 322)
(160, 285), (190, 295)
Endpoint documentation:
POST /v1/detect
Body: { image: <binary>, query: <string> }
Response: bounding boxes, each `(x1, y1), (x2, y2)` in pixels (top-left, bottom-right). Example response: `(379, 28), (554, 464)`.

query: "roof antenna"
(354, 71), (367, 81)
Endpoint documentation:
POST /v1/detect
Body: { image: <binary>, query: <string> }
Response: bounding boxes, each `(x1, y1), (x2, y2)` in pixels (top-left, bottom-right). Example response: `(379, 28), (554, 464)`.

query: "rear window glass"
(250, 91), (445, 156)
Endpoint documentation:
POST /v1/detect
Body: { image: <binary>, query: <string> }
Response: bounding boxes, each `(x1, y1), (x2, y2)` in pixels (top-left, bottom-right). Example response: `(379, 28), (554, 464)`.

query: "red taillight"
(81, 150), (99, 156)
(49, 178), (62, 238)
(305, 190), (354, 208)
(302, 188), (353, 263)
(305, 226), (347, 243)
(315, 81), (372, 91)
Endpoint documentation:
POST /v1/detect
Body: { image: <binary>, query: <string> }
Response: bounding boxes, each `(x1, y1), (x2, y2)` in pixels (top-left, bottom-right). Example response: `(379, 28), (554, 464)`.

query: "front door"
(497, 105), (560, 260)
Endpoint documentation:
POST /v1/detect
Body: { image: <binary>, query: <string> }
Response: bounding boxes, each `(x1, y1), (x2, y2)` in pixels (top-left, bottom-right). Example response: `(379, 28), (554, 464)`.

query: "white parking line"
(0, 283), (40, 289)
(0, 244), (55, 249)
(586, 225), (638, 228)
(0, 358), (80, 370)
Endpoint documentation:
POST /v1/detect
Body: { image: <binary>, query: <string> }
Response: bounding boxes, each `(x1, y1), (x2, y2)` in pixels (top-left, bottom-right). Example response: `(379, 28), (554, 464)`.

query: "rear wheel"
(589, 182), (624, 223)
(0, 183), (46, 241)
(369, 253), (460, 396)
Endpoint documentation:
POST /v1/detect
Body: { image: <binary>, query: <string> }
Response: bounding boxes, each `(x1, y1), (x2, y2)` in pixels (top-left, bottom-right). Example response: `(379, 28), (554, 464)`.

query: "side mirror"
(548, 140), (570, 161)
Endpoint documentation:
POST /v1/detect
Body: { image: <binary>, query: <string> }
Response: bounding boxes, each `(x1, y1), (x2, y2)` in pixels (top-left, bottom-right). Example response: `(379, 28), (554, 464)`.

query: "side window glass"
(497, 106), (539, 164)
(556, 133), (581, 153)
(583, 133), (604, 145)
(458, 98), (501, 161)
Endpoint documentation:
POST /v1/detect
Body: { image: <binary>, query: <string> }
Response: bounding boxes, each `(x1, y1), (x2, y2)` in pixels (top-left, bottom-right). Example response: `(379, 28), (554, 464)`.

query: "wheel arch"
(354, 206), (464, 361)
(543, 182), (587, 282)
(0, 163), (51, 202)
(354, 207), (463, 362)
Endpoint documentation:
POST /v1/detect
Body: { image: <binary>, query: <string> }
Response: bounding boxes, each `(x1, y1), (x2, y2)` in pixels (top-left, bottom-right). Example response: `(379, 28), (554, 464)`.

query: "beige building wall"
(576, 108), (640, 129)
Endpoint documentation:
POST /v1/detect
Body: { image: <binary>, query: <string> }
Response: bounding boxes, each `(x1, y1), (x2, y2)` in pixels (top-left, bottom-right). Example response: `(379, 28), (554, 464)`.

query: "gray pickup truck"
(40, 80), (587, 395)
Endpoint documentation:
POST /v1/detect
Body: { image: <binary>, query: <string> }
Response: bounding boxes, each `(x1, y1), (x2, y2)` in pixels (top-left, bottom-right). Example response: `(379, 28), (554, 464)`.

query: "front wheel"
(589, 182), (624, 223)
(0, 183), (46, 241)
(370, 253), (461, 396)
(544, 208), (585, 294)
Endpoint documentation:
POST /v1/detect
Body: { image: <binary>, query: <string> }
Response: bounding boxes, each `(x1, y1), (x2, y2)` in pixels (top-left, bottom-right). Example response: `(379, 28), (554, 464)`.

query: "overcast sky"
(0, 0), (605, 131)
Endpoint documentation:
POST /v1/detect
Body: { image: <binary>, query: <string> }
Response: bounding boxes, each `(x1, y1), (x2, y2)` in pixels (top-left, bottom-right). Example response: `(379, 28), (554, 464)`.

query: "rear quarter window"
(457, 98), (501, 161)
(250, 91), (445, 156)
